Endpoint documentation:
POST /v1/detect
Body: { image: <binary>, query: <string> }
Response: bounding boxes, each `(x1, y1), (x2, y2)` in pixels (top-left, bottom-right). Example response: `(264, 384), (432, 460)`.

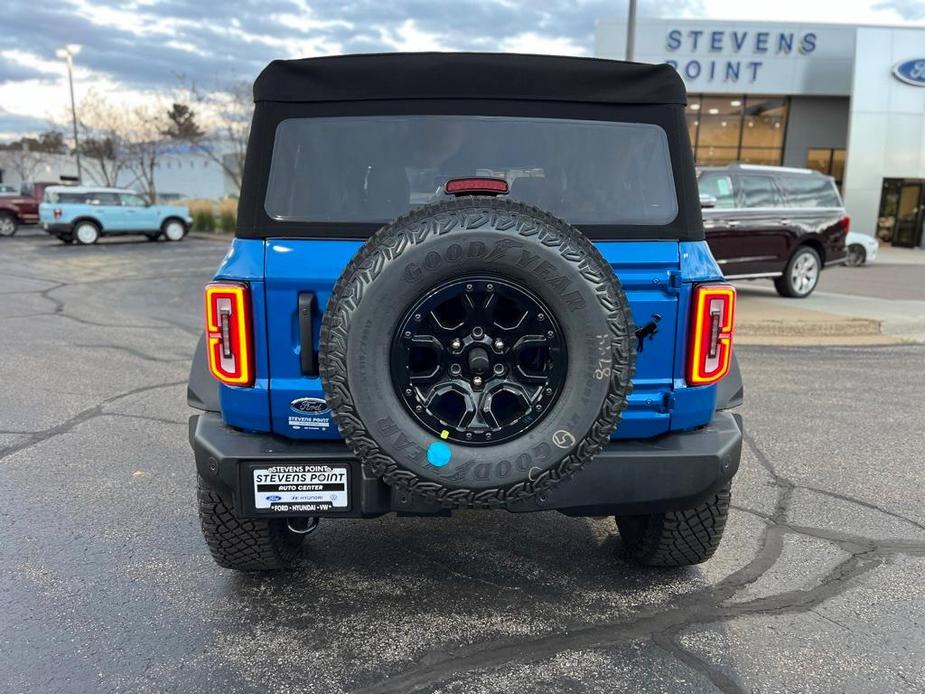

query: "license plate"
(252, 464), (349, 513)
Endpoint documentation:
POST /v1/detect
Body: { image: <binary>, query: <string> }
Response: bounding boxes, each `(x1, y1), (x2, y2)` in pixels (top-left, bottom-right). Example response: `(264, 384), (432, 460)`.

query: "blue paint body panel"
(213, 237), (727, 441)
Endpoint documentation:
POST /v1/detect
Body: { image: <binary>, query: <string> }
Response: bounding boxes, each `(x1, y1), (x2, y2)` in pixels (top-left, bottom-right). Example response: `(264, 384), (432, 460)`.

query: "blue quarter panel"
(215, 239), (272, 432)
(215, 237), (729, 441)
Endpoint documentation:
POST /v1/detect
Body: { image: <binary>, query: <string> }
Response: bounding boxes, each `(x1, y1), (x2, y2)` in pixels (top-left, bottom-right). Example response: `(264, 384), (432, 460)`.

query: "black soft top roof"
(253, 52), (687, 106)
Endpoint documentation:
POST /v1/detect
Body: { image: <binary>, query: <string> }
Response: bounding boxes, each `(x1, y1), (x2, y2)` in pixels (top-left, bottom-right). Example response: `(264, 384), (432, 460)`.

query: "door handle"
(728, 220), (740, 228)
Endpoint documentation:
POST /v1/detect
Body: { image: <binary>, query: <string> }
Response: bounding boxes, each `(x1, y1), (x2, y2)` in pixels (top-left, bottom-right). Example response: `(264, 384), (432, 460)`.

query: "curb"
(735, 317), (881, 338)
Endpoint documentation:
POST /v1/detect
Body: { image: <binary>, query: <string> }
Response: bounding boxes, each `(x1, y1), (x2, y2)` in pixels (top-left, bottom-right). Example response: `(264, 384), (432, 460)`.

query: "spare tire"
(320, 197), (635, 508)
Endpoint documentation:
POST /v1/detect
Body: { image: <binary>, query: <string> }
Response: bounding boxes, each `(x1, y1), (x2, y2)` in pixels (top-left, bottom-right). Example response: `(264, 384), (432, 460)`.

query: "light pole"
(56, 44), (82, 182)
(625, 0), (637, 62)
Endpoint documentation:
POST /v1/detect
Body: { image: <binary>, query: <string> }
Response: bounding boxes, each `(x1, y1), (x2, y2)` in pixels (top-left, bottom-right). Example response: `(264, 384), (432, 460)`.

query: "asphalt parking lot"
(2, 228), (924, 693)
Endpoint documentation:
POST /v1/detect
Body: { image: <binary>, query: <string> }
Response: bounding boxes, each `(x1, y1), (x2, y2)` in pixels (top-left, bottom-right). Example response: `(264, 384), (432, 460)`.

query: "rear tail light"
(687, 284), (736, 386)
(837, 214), (850, 234)
(204, 282), (254, 386)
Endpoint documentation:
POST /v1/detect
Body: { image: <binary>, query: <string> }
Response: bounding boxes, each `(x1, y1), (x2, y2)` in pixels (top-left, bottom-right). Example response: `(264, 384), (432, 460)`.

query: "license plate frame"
(246, 462), (351, 515)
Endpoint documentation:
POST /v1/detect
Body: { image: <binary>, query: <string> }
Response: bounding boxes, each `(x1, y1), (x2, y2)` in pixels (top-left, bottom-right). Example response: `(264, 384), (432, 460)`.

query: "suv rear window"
(265, 115), (678, 226)
(780, 175), (841, 207)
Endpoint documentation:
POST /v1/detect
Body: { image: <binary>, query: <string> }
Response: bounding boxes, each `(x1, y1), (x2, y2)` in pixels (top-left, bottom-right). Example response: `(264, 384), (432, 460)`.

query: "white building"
(0, 143), (237, 201)
(596, 19), (925, 247)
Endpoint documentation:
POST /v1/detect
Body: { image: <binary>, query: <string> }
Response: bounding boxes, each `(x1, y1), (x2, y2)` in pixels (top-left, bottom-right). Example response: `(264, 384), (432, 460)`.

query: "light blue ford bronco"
(187, 53), (743, 571)
(38, 186), (191, 244)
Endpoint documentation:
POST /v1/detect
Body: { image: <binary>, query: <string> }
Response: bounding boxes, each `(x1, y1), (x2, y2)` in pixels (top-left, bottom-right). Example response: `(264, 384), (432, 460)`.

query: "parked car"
(187, 53), (744, 572)
(698, 164), (849, 297)
(38, 186), (192, 245)
(845, 231), (879, 266)
(0, 181), (75, 237)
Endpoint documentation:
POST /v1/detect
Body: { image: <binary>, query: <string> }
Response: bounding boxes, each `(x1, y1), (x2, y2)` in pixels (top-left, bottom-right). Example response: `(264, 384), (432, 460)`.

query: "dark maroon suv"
(698, 164), (849, 298)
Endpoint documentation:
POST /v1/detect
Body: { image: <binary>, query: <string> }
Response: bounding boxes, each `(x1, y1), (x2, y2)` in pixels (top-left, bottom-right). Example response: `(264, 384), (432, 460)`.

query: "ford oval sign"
(892, 59), (925, 86)
(290, 397), (330, 415)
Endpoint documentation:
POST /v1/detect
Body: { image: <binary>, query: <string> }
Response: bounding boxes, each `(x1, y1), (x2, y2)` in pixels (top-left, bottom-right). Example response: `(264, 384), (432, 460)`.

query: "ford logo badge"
(267, 495), (282, 502)
(892, 59), (925, 86)
(290, 397), (330, 415)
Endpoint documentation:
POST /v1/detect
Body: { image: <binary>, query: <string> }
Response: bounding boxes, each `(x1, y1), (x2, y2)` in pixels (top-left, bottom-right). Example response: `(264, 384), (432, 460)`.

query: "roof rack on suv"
(722, 163), (817, 175)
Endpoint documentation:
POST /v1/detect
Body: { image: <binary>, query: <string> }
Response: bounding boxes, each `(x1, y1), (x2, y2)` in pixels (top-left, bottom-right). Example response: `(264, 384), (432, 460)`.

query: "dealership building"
(596, 19), (925, 247)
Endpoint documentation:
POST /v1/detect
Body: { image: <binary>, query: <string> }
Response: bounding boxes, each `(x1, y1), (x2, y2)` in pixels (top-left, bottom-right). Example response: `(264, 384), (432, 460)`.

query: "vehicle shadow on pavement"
(210, 509), (744, 692)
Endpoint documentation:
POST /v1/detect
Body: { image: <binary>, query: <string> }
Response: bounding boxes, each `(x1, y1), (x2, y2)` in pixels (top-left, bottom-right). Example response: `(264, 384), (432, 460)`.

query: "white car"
(845, 231), (879, 266)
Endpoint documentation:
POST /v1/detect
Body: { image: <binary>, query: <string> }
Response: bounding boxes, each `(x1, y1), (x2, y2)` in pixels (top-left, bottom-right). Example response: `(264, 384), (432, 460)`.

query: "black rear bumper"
(190, 411), (742, 518)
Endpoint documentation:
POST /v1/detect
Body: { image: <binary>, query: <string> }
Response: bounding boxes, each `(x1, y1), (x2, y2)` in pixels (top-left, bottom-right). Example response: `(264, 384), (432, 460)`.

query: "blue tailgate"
(242, 238), (720, 442)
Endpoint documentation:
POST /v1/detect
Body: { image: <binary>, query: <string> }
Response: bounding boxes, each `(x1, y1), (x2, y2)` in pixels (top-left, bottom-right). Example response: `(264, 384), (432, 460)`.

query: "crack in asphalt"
(0, 380), (187, 464)
(74, 343), (192, 363)
(350, 434), (925, 694)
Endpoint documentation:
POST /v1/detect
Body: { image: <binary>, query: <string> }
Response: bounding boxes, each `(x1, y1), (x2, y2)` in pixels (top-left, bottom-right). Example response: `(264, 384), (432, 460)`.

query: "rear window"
(780, 175), (842, 207)
(264, 115), (678, 226)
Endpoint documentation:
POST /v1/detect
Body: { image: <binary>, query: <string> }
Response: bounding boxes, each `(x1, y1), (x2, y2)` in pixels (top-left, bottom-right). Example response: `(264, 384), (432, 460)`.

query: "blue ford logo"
(267, 495), (282, 501)
(290, 397), (330, 415)
(892, 59), (925, 86)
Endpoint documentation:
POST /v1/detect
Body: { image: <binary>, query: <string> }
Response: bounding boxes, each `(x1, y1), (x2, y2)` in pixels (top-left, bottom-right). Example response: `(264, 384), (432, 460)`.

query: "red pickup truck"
(0, 181), (76, 237)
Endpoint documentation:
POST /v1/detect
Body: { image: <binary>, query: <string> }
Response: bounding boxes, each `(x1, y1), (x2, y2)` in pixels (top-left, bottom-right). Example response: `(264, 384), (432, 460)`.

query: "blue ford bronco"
(187, 53), (743, 571)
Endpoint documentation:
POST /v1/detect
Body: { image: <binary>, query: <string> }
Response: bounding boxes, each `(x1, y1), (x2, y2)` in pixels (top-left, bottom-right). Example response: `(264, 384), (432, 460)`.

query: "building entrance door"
(878, 179), (925, 248)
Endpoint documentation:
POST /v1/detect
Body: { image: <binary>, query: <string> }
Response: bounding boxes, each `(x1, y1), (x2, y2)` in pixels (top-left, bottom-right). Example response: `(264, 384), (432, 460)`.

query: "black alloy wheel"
(390, 276), (567, 446)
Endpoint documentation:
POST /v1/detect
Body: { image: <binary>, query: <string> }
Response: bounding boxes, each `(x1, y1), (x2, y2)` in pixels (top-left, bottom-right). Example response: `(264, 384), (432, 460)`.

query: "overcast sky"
(2, 0), (924, 140)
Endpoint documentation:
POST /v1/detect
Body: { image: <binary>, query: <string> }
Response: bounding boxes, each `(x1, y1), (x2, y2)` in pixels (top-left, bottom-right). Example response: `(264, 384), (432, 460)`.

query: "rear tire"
(774, 246), (821, 298)
(616, 484), (731, 567)
(846, 244), (866, 267)
(162, 219), (186, 241)
(197, 476), (305, 571)
(0, 212), (17, 237)
(74, 221), (100, 245)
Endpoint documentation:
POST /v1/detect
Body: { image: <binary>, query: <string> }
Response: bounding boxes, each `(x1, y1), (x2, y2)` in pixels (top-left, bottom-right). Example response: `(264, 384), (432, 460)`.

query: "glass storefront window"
(688, 94), (789, 168)
(806, 148), (846, 187)
(741, 96), (787, 149)
(738, 148), (783, 166)
(697, 96), (742, 148)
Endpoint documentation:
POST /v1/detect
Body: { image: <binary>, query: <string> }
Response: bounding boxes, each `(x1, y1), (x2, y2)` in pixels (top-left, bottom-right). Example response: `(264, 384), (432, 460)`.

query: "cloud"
(0, 108), (55, 140)
(1, 0), (704, 138)
(872, 0), (925, 20)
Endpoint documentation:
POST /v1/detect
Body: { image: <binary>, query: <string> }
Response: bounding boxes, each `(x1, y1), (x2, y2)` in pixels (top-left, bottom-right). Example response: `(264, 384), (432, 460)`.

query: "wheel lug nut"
(493, 363), (505, 375)
(450, 338), (462, 351)
(486, 432), (492, 439)
(486, 283), (494, 291)
(405, 388), (413, 396)
(415, 405), (423, 412)
(414, 313), (422, 321)
(493, 339), (504, 351)
(466, 283), (473, 291)
(404, 331), (412, 338)
(466, 432), (473, 440)
(535, 404), (542, 411)
(545, 387), (552, 394)
(472, 327), (484, 339)
(546, 330), (554, 338)
(473, 376), (483, 387)
(538, 313), (545, 321)
(450, 364), (462, 376)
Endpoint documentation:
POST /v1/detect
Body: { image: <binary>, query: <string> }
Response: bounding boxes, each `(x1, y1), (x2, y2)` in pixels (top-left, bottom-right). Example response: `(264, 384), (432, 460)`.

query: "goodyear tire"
(320, 197), (635, 509)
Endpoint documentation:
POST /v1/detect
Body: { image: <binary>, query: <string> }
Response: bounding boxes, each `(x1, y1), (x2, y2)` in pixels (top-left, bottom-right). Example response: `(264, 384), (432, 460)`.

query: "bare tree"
(0, 130), (68, 186)
(123, 105), (168, 204)
(0, 146), (47, 186)
(166, 80), (252, 194)
(76, 92), (131, 187)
